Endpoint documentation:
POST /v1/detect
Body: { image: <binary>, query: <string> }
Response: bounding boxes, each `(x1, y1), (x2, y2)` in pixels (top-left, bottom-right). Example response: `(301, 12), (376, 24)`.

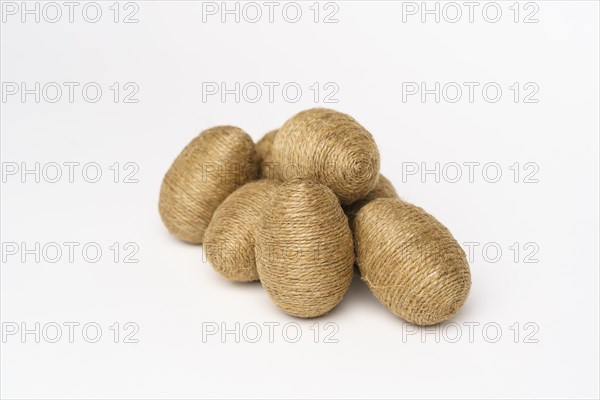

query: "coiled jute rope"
(204, 179), (280, 282)
(352, 198), (471, 325)
(256, 179), (354, 318)
(271, 108), (380, 204)
(159, 126), (258, 243)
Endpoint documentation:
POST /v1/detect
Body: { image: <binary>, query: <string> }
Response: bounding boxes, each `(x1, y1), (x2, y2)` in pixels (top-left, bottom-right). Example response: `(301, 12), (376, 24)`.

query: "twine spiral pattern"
(204, 179), (280, 281)
(271, 108), (380, 204)
(353, 198), (471, 325)
(256, 179), (354, 318)
(159, 126), (258, 244)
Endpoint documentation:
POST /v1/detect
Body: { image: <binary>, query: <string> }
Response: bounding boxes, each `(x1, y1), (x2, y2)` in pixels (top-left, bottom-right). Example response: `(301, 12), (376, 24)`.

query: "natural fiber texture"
(353, 198), (471, 325)
(255, 129), (278, 180)
(256, 179), (354, 318)
(204, 179), (280, 281)
(159, 126), (258, 244)
(344, 174), (398, 224)
(271, 108), (380, 205)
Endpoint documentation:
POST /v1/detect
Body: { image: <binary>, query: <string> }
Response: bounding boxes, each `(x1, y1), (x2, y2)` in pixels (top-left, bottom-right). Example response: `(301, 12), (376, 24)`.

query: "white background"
(1, 1), (599, 399)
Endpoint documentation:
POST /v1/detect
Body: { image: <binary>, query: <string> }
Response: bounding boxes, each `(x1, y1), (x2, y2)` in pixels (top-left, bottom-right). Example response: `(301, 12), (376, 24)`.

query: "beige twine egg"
(159, 126), (258, 243)
(353, 198), (471, 325)
(271, 108), (380, 204)
(256, 179), (355, 317)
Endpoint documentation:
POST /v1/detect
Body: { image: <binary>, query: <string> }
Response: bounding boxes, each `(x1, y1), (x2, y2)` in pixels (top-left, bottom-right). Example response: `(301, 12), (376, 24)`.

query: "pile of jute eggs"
(159, 108), (471, 326)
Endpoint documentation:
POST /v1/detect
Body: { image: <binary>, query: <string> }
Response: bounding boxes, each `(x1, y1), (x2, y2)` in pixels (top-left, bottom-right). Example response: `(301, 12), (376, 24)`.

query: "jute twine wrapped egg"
(353, 198), (471, 325)
(344, 174), (398, 223)
(256, 179), (354, 317)
(255, 129), (278, 180)
(271, 108), (380, 204)
(159, 126), (258, 243)
(204, 179), (280, 282)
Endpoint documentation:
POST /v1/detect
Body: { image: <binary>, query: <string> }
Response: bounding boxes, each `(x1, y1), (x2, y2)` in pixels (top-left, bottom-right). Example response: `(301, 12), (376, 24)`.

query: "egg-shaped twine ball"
(353, 198), (471, 325)
(255, 129), (278, 180)
(204, 179), (280, 282)
(256, 179), (355, 318)
(271, 108), (380, 205)
(344, 174), (398, 224)
(159, 126), (258, 244)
